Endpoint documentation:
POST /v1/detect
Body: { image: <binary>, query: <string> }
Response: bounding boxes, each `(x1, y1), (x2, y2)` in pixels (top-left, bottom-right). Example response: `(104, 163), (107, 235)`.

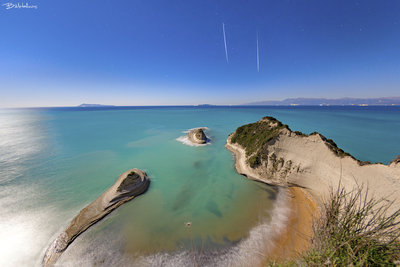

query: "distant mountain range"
(246, 97), (400, 106)
(78, 104), (115, 107)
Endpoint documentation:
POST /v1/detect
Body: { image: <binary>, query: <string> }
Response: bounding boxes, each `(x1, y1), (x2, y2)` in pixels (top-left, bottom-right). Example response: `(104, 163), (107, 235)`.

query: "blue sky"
(1, 0), (400, 107)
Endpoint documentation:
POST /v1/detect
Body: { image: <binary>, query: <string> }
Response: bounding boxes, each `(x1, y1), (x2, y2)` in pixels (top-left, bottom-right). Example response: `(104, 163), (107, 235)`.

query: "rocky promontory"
(226, 116), (400, 260)
(226, 116), (400, 212)
(187, 128), (208, 144)
(43, 169), (150, 267)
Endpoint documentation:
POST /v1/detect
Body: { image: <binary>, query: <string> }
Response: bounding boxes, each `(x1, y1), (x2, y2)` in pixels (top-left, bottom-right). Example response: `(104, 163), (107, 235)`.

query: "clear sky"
(1, 0), (400, 107)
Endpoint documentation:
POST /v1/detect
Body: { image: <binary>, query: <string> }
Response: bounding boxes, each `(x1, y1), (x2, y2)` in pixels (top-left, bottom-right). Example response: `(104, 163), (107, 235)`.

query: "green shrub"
(232, 116), (370, 167)
(248, 154), (261, 168)
(231, 119), (287, 157)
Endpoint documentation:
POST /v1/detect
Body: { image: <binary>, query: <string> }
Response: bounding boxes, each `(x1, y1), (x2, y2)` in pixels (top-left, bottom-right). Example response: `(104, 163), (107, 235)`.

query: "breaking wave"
(59, 188), (290, 267)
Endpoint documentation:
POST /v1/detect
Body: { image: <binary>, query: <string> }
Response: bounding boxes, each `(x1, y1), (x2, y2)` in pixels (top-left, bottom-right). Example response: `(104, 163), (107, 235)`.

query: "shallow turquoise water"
(0, 106), (399, 266)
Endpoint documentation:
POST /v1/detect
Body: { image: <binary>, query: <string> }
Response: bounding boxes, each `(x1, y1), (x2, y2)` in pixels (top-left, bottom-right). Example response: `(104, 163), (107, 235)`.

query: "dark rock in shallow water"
(187, 128), (208, 144)
(43, 169), (150, 267)
(390, 155), (400, 166)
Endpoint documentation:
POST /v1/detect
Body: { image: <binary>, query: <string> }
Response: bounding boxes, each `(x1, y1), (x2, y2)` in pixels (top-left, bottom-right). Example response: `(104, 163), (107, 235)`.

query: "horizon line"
(1, 96), (400, 109)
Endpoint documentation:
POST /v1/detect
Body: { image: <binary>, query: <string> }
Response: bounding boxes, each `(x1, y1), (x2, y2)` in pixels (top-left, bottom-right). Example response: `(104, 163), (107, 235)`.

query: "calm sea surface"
(0, 106), (399, 266)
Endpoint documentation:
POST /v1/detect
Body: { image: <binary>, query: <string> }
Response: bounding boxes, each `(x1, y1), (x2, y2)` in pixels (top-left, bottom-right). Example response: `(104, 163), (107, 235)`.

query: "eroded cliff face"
(226, 117), (400, 210)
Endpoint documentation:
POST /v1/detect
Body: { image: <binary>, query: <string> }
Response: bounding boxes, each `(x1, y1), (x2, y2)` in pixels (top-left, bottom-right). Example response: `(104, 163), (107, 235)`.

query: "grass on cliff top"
(268, 185), (400, 267)
(232, 116), (371, 167)
(231, 116), (287, 157)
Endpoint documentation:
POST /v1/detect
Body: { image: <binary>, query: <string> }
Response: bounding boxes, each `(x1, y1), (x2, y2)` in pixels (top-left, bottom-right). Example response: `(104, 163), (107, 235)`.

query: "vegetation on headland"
(229, 116), (400, 266)
(230, 116), (372, 167)
(268, 185), (400, 266)
(319, 134), (365, 162)
(230, 116), (288, 168)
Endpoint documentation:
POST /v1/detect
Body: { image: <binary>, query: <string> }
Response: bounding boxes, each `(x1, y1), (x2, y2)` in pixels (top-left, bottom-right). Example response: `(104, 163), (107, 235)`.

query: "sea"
(0, 106), (399, 267)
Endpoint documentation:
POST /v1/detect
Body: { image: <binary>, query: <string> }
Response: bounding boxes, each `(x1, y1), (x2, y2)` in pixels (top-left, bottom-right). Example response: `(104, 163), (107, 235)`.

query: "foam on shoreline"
(266, 187), (318, 262)
(225, 137), (317, 264)
(58, 187), (291, 267)
(225, 116), (400, 263)
(134, 187), (290, 267)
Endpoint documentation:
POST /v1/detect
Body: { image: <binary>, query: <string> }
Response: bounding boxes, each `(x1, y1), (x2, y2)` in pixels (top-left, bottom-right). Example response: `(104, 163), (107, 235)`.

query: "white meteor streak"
(256, 32), (260, 72)
(222, 23), (229, 63)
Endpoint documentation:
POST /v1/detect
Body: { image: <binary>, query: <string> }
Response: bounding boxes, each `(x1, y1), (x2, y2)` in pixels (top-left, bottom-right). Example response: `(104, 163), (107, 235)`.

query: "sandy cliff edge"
(225, 117), (400, 260)
(226, 117), (400, 211)
(226, 137), (319, 260)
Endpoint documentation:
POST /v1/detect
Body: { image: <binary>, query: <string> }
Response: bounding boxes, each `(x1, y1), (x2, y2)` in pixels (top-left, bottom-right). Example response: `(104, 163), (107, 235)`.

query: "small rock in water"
(187, 128), (208, 144)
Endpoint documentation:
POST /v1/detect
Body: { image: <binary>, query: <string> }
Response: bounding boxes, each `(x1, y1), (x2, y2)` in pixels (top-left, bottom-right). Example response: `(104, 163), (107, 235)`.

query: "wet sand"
(266, 187), (319, 262)
(225, 137), (320, 263)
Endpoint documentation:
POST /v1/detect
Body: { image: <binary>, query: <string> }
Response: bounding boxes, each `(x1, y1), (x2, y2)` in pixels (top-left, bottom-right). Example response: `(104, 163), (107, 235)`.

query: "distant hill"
(196, 104), (216, 107)
(245, 97), (400, 106)
(77, 104), (115, 107)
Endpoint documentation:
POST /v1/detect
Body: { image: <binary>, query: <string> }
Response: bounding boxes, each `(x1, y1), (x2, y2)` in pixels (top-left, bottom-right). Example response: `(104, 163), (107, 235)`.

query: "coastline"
(266, 187), (318, 262)
(225, 135), (263, 182)
(225, 135), (319, 262)
(226, 117), (400, 263)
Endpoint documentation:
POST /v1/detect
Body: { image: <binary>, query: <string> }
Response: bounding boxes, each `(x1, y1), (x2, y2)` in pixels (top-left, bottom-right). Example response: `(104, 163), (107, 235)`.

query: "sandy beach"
(266, 187), (318, 262)
(225, 117), (400, 263)
(226, 136), (319, 262)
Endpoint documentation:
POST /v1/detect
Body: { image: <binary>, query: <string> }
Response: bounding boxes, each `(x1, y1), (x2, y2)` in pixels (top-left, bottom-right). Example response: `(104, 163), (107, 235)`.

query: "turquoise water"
(0, 106), (399, 266)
